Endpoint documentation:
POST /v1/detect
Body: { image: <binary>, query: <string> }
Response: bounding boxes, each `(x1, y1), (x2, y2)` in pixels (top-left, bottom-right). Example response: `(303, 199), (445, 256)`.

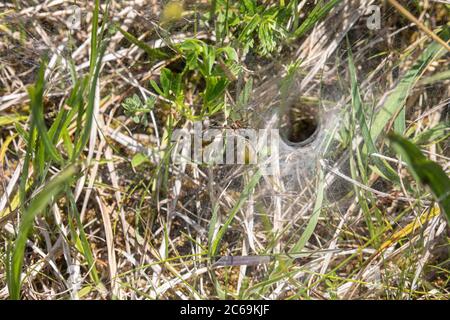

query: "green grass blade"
(89, 0), (100, 74)
(347, 44), (399, 182)
(29, 61), (63, 163)
(370, 28), (450, 142)
(74, 43), (106, 159)
(8, 165), (78, 299)
(413, 122), (450, 146)
(292, 0), (342, 38)
(66, 190), (101, 286)
(18, 121), (36, 205)
(290, 167), (325, 254)
(115, 25), (169, 60)
(209, 170), (262, 257)
(73, 0), (106, 159)
(0, 115), (27, 126)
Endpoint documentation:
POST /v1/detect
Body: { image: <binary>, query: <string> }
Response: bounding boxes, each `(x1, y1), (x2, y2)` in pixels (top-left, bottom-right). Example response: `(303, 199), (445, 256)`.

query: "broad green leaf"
(204, 76), (228, 104)
(389, 133), (450, 223)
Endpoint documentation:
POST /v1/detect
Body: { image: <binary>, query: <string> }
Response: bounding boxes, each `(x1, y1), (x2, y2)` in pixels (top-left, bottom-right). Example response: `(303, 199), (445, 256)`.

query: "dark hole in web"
(280, 103), (320, 146)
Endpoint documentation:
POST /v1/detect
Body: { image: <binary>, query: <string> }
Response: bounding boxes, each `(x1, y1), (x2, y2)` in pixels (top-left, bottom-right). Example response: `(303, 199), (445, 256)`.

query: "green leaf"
(131, 153), (149, 168)
(204, 76), (228, 104)
(242, 0), (257, 14)
(238, 14), (260, 43)
(389, 132), (450, 223)
(150, 79), (164, 96)
(203, 45), (216, 76)
(179, 39), (203, 71)
(237, 77), (253, 108)
(217, 46), (238, 62)
(160, 68), (172, 97)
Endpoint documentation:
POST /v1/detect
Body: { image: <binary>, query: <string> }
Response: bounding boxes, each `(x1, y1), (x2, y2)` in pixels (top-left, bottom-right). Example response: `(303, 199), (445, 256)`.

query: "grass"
(0, 0), (449, 300)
